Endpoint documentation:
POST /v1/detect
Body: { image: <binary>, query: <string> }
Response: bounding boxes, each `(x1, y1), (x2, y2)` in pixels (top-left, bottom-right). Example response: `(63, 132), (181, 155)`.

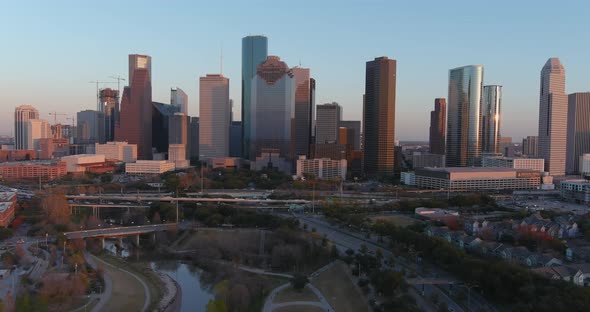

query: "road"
(295, 214), (463, 312)
(63, 223), (177, 239)
(67, 194), (309, 205)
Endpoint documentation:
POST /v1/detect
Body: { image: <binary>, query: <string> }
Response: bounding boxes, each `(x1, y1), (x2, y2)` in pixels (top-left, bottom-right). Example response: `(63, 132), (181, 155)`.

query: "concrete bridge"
(66, 194), (309, 205)
(63, 223), (177, 247)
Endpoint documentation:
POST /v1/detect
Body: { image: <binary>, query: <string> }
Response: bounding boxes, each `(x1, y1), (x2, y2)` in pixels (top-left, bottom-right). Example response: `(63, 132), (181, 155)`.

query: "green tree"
(206, 299), (227, 312)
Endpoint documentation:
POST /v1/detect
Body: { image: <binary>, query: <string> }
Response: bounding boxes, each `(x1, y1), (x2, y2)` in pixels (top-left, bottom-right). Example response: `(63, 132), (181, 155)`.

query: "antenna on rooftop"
(220, 42), (223, 75)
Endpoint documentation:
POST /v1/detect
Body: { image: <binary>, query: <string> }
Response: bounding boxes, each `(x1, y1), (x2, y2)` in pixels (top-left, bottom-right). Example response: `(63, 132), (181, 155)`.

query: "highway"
(63, 223), (177, 239)
(66, 195), (309, 205)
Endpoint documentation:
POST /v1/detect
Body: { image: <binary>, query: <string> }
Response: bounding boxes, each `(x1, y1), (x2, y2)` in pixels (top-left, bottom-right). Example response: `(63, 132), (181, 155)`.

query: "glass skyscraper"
(241, 35), (268, 159)
(482, 85), (502, 154)
(446, 65), (484, 167)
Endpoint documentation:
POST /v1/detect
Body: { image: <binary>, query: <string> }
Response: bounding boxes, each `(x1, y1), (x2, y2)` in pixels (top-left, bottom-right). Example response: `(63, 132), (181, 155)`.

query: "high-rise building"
(363, 57), (397, 176)
(168, 112), (188, 161)
(429, 98), (446, 155)
(538, 58), (567, 176)
(26, 119), (51, 151)
(14, 105), (40, 150)
(522, 136), (538, 157)
(340, 120), (361, 151)
(316, 103), (341, 144)
(116, 54), (152, 159)
(189, 117), (199, 160)
(292, 67), (313, 158)
(171, 87), (188, 115)
(249, 56), (294, 172)
(446, 65), (484, 167)
(566, 92), (590, 174)
(151, 102), (178, 154)
(77, 110), (105, 144)
(99, 88), (119, 142)
(95, 142), (137, 163)
(199, 74), (230, 160)
(481, 85), (502, 154)
(242, 35), (268, 159)
(229, 121), (242, 158)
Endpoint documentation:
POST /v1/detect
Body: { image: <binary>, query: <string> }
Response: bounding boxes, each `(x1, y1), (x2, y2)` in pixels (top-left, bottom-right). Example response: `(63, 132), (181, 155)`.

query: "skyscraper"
(316, 103), (341, 144)
(99, 88), (118, 142)
(482, 85), (502, 154)
(363, 57), (396, 176)
(292, 67), (313, 158)
(429, 98), (446, 155)
(77, 110), (105, 144)
(229, 121), (242, 158)
(446, 65), (484, 167)
(249, 56), (294, 171)
(566, 92), (590, 174)
(340, 120), (361, 151)
(189, 117), (199, 160)
(242, 35), (268, 159)
(116, 54), (152, 159)
(522, 136), (538, 157)
(26, 119), (51, 151)
(14, 105), (40, 150)
(168, 113), (188, 145)
(538, 58), (567, 176)
(171, 87), (188, 115)
(199, 74), (230, 160)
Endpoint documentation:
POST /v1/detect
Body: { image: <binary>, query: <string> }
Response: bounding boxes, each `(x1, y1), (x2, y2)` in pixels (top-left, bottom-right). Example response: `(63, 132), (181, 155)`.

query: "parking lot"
(501, 198), (590, 215)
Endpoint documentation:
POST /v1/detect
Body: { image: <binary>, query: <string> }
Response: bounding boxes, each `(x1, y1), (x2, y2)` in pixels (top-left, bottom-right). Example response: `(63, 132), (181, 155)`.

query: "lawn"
(274, 285), (318, 303)
(369, 214), (417, 227)
(92, 255), (147, 312)
(311, 261), (369, 312)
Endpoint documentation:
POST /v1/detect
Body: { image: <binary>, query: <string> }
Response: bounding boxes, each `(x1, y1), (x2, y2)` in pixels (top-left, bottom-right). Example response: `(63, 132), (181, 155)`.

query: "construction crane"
(48, 112), (67, 126)
(109, 75), (126, 97)
(89, 81), (116, 111)
(66, 116), (76, 143)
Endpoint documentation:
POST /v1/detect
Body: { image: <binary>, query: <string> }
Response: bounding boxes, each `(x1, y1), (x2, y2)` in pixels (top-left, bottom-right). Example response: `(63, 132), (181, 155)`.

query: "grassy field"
(274, 285), (318, 303)
(369, 214), (417, 227)
(312, 262), (369, 312)
(92, 255), (147, 312)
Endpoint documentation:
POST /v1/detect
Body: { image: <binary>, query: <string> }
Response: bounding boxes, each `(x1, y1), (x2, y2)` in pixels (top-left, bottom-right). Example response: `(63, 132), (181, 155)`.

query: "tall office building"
(482, 85), (502, 154)
(99, 88), (118, 142)
(316, 103), (342, 144)
(242, 35), (268, 159)
(229, 121), (243, 158)
(14, 105), (40, 150)
(26, 119), (51, 151)
(429, 98), (446, 155)
(199, 74), (230, 160)
(363, 57), (396, 176)
(566, 92), (590, 174)
(292, 67), (313, 157)
(340, 120), (361, 151)
(77, 110), (105, 144)
(151, 102), (177, 154)
(171, 88), (188, 115)
(249, 56), (294, 170)
(189, 117), (199, 160)
(538, 58), (567, 176)
(168, 112), (188, 146)
(446, 65), (484, 167)
(522, 136), (538, 157)
(116, 54), (152, 159)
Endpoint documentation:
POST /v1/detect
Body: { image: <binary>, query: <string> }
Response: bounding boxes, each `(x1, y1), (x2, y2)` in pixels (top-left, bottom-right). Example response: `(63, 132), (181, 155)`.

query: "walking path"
(84, 252), (113, 312)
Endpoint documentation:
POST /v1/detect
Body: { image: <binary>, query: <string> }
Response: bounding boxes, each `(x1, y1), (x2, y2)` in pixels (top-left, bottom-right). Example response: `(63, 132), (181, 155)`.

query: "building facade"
(522, 136), (538, 157)
(77, 110), (105, 144)
(415, 167), (541, 191)
(26, 119), (51, 151)
(412, 152), (445, 168)
(0, 192), (16, 227)
(292, 67), (313, 158)
(61, 154), (107, 173)
(429, 98), (446, 155)
(249, 56), (295, 172)
(199, 74), (230, 160)
(125, 160), (175, 175)
(296, 156), (347, 180)
(95, 141), (137, 163)
(566, 92), (590, 174)
(168, 144), (189, 169)
(340, 120), (361, 151)
(446, 65), (484, 167)
(538, 58), (567, 176)
(99, 88), (119, 142)
(363, 57), (397, 176)
(14, 105), (40, 150)
(229, 121), (242, 158)
(481, 156), (545, 172)
(560, 180), (590, 204)
(170, 87), (188, 115)
(242, 35), (268, 159)
(0, 161), (67, 181)
(189, 117), (199, 160)
(482, 85), (502, 154)
(316, 102), (341, 144)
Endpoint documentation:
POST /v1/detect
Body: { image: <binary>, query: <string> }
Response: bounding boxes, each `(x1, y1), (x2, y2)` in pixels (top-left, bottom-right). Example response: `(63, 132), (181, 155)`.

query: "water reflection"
(151, 261), (214, 311)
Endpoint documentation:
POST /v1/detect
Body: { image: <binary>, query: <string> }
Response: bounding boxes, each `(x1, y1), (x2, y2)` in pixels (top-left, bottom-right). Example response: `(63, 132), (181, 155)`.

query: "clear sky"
(1, 0), (589, 141)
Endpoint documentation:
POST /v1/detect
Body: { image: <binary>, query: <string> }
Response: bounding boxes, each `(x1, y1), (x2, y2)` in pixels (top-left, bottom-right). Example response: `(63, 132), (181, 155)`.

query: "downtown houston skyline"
(1, 1), (589, 141)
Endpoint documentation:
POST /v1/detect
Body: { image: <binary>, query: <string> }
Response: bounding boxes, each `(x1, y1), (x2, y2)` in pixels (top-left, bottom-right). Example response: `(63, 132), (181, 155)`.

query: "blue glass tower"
(241, 35), (268, 159)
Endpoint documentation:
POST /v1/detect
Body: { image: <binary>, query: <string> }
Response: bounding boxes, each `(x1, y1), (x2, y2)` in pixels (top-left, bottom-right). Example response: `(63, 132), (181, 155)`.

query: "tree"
(291, 273), (309, 291)
(41, 192), (70, 224)
(206, 299), (227, 312)
(360, 243), (368, 254)
(437, 301), (448, 312)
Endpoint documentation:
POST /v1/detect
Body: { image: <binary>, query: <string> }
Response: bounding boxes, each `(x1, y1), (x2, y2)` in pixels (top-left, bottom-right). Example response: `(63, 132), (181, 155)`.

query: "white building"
(14, 105), (40, 150)
(560, 179), (590, 204)
(126, 160), (175, 175)
(168, 144), (189, 169)
(401, 171), (416, 186)
(61, 154), (106, 173)
(296, 156), (347, 180)
(482, 155), (545, 172)
(415, 167), (542, 191)
(95, 142), (137, 163)
(27, 119), (51, 151)
(199, 74), (230, 160)
(579, 154), (590, 177)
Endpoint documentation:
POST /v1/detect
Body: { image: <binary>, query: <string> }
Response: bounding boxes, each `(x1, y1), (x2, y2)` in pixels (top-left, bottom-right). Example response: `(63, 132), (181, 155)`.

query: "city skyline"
(1, 1), (590, 141)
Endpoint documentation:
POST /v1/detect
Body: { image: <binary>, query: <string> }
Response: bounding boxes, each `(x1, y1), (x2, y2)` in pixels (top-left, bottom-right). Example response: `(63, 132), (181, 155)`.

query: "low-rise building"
(126, 160), (175, 175)
(0, 192), (16, 227)
(401, 171), (416, 186)
(0, 160), (67, 181)
(211, 157), (241, 170)
(412, 152), (445, 168)
(95, 142), (137, 163)
(415, 167), (542, 191)
(560, 179), (590, 205)
(168, 144), (189, 169)
(296, 156), (347, 180)
(482, 155), (545, 172)
(61, 154), (107, 173)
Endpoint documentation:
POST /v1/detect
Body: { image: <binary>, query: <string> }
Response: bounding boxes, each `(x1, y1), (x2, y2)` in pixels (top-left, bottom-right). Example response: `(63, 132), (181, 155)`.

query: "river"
(151, 261), (215, 311)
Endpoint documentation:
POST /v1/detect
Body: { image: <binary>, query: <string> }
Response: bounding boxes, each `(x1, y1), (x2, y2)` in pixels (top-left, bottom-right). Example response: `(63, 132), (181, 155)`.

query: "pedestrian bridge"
(63, 223), (177, 240)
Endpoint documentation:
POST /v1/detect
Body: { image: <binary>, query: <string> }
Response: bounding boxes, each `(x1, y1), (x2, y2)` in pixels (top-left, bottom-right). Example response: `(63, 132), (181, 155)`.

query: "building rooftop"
(0, 202), (12, 213)
(422, 167), (536, 173)
(0, 160), (61, 166)
(0, 192), (16, 201)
